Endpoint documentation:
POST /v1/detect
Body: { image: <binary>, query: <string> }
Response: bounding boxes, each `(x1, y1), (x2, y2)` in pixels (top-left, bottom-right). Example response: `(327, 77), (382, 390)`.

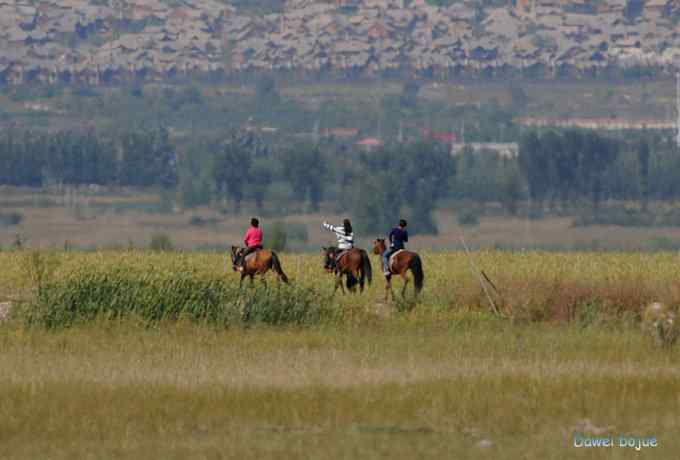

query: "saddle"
(335, 249), (351, 264)
(388, 249), (404, 273)
(238, 248), (261, 267)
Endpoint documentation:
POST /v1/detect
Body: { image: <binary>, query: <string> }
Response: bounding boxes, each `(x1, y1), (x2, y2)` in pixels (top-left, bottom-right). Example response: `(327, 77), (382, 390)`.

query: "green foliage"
(353, 141), (455, 234)
(399, 80), (421, 109)
(268, 221), (287, 252)
(25, 266), (331, 328)
(213, 137), (252, 212)
(255, 74), (280, 106)
(285, 222), (309, 243)
(519, 129), (619, 209)
(0, 127), (175, 188)
(149, 233), (174, 252)
(279, 144), (326, 211)
(508, 84), (529, 112)
(456, 206), (481, 227)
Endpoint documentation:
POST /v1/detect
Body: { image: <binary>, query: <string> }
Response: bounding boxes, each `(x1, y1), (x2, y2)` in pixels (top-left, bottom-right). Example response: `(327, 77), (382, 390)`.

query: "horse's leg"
(349, 270), (357, 293)
(249, 274), (254, 287)
(339, 274), (346, 294)
(333, 273), (338, 295)
(240, 273), (246, 289)
(401, 273), (410, 298)
(384, 277), (391, 301)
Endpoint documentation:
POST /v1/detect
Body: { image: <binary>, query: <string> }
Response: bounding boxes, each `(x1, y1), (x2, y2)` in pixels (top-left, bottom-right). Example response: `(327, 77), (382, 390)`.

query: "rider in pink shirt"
(240, 218), (263, 267)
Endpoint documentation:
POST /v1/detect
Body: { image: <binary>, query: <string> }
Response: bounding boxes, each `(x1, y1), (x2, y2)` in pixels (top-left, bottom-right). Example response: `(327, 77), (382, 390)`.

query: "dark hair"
(399, 219), (407, 228)
(251, 218), (259, 227)
(343, 218), (353, 235)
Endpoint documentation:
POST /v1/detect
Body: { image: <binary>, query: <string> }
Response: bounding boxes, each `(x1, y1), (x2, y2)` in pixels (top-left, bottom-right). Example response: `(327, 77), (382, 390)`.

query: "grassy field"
(1, 250), (680, 458)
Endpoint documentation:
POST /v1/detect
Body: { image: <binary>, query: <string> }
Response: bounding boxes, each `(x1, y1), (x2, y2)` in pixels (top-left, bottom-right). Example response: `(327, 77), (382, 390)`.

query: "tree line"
(0, 127), (177, 188)
(2, 126), (680, 233)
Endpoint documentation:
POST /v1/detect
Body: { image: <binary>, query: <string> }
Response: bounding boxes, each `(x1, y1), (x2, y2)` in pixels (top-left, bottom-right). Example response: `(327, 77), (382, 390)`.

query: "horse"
(322, 247), (372, 294)
(372, 239), (424, 300)
(230, 246), (289, 287)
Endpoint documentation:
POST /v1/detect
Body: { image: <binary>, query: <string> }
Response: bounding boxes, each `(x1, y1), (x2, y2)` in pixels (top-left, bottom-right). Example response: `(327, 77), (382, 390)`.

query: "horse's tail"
(409, 254), (424, 294)
(361, 249), (372, 286)
(270, 252), (289, 284)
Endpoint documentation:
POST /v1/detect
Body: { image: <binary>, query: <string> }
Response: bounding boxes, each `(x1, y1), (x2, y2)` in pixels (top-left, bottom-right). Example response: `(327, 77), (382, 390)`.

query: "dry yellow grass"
(2, 250), (680, 458)
(1, 321), (680, 459)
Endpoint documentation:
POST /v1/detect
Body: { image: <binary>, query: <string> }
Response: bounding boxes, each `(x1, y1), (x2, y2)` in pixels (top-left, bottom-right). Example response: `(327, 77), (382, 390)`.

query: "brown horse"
(372, 239), (424, 300)
(322, 247), (372, 294)
(230, 246), (289, 287)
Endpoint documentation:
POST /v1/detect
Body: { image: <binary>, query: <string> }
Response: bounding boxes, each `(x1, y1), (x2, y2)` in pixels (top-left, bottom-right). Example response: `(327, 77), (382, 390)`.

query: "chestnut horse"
(231, 246), (289, 287)
(322, 247), (372, 294)
(372, 239), (424, 300)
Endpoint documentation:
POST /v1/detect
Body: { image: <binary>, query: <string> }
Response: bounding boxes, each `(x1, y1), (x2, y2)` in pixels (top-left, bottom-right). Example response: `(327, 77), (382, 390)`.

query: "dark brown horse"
(372, 239), (424, 300)
(322, 247), (372, 294)
(231, 246), (289, 287)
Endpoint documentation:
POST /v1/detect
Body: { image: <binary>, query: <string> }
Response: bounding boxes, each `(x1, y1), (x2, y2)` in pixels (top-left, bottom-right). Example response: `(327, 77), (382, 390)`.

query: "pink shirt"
(243, 227), (263, 247)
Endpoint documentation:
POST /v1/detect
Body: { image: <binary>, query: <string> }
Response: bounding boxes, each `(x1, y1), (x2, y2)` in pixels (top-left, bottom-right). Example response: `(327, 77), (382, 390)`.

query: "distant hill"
(2, 0), (680, 86)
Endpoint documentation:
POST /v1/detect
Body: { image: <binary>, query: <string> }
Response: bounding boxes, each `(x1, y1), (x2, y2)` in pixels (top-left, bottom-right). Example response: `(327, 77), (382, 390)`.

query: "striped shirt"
(322, 222), (354, 250)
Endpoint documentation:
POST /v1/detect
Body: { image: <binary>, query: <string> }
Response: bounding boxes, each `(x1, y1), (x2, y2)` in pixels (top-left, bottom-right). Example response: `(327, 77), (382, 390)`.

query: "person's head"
(251, 218), (259, 228)
(399, 219), (407, 228)
(343, 218), (352, 234)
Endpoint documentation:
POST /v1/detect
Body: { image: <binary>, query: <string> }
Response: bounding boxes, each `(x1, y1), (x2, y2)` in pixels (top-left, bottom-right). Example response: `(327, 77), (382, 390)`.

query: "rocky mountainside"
(1, 0), (680, 85)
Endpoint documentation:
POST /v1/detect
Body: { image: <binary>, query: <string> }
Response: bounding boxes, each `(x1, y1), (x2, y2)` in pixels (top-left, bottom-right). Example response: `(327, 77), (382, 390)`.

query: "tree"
(249, 158), (273, 211)
(638, 137), (650, 211)
(580, 132), (619, 209)
(280, 144), (326, 211)
(508, 84), (529, 112)
(213, 140), (251, 212)
(400, 79), (420, 109)
(255, 74), (280, 106)
(519, 131), (551, 208)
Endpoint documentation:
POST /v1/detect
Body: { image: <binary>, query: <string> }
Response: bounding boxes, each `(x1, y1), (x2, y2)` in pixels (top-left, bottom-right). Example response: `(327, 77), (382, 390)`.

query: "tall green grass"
(25, 265), (333, 328)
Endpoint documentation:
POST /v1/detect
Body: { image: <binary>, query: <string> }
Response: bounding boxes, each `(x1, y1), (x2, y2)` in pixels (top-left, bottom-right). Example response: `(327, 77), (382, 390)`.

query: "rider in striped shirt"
(322, 219), (354, 262)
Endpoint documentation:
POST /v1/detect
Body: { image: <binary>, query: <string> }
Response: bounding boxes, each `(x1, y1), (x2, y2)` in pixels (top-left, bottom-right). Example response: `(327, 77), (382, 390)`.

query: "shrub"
(286, 222), (309, 243)
(268, 222), (287, 252)
(457, 208), (480, 227)
(149, 233), (174, 252)
(24, 266), (332, 328)
(189, 215), (220, 227)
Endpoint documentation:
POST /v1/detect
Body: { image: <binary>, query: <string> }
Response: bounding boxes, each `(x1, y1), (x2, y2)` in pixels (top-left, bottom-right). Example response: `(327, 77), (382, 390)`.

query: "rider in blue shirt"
(383, 219), (408, 276)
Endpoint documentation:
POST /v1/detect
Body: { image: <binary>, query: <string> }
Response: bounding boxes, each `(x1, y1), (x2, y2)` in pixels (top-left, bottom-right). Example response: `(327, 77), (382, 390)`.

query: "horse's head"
(230, 245), (241, 271)
(322, 246), (337, 273)
(372, 239), (386, 255)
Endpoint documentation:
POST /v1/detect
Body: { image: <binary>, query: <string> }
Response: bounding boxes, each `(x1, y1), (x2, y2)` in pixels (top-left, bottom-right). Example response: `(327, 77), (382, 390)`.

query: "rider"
(383, 219), (408, 276)
(240, 217), (263, 269)
(322, 218), (354, 261)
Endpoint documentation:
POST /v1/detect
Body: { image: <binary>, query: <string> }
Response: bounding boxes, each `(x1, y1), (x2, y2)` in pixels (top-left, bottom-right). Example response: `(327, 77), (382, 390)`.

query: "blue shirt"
(388, 227), (408, 250)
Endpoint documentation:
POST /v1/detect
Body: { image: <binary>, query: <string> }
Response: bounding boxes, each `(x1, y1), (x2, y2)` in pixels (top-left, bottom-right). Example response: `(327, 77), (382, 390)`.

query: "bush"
(189, 215), (220, 227)
(457, 208), (480, 227)
(268, 221), (287, 252)
(0, 211), (23, 227)
(24, 267), (332, 328)
(149, 233), (174, 251)
(286, 222), (309, 243)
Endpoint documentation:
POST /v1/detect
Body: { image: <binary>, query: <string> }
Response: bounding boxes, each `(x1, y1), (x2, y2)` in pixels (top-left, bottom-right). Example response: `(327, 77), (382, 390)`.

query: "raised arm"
(322, 222), (339, 233)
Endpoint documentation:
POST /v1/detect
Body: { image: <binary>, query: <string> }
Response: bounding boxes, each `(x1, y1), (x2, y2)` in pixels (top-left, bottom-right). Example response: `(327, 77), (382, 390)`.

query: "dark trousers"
(382, 246), (401, 273)
(241, 245), (263, 263)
